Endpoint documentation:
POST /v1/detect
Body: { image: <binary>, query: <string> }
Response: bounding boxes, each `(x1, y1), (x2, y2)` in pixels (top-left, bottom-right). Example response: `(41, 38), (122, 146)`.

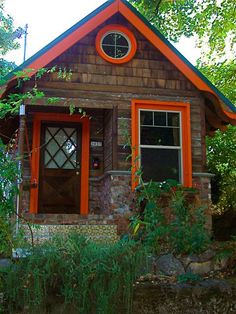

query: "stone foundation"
(20, 172), (213, 238)
(90, 170), (134, 214)
(193, 172), (214, 230)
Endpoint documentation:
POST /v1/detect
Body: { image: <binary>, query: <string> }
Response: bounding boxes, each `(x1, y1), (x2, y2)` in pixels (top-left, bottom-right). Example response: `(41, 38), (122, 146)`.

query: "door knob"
(76, 171), (80, 176)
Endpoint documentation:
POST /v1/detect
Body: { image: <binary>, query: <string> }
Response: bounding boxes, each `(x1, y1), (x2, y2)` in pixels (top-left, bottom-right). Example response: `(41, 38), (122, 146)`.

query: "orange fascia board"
(30, 113), (90, 215)
(131, 100), (192, 190)
(223, 110), (236, 120)
(119, 1), (216, 96)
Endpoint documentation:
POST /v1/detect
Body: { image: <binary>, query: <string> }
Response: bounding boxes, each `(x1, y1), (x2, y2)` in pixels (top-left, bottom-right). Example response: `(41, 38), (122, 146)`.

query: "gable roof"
(1, 0), (235, 123)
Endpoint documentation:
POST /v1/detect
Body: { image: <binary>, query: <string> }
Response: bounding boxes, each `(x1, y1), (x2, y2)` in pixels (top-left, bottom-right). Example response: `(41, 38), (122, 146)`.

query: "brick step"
(20, 223), (119, 244)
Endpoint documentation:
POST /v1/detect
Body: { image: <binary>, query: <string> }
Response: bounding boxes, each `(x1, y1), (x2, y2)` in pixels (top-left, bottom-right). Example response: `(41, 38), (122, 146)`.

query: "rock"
(181, 249), (215, 266)
(197, 249), (215, 262)
(198, 279), (231, 293)
(156, 254), (185, 276)
(187, 261), (212, 275)
(114, 205), (130, 215)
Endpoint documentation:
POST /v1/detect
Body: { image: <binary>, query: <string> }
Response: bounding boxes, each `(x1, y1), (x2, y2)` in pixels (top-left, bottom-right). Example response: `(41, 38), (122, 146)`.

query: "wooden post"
(18, 108), (26, 213)
(112, 105), (118, 170)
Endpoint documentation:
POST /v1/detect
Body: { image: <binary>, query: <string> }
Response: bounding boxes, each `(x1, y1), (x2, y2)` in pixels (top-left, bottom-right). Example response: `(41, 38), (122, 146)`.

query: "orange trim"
(131, 100), (192, 190)
(223, 110), (236, 120)
(29, 113), (90, 215)
(8, 2), (118, 80)
(96, 24), (137, 64)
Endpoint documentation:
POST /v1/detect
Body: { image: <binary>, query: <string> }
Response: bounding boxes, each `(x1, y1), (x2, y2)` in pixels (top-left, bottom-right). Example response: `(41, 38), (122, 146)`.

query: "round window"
(96, 25), (137, 64)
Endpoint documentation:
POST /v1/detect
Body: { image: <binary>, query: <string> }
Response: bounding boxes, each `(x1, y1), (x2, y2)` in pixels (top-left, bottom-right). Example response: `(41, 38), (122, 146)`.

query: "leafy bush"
(169, 191), (211, 255)
(0, 140), (19, 256)
(2, 234), (144, 314)
(207, 125), (236, 213)
(131, 181), (211, 255)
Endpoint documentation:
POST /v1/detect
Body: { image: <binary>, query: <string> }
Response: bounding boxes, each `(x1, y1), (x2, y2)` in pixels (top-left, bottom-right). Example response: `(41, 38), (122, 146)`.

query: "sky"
(4, 0), (201, 66)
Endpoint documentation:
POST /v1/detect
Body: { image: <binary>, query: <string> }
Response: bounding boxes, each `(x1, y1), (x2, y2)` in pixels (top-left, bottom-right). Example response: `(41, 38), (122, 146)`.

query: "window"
(132, 100), (192, 189)
(44, 127), (78, 169)
(140, 110), (182, 182)
(96, 25), (137, 64)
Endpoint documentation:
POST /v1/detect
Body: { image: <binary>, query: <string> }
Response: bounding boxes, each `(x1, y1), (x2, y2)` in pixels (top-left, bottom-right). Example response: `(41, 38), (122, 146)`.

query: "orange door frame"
(131, 100), (192, 190)
(30, 113), (90, 215)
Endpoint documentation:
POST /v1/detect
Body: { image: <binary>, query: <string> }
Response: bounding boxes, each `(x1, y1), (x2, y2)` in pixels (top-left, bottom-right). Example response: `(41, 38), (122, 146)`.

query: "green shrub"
(207, 125), (236, 213)
(131, 181), (211, 255)
(2, 233), (144, 314)
(0, 140), (19, 257)
(169, 191), (211, 255)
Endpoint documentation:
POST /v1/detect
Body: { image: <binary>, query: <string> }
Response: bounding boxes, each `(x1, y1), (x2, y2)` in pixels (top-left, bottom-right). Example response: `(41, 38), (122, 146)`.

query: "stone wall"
(193, 172), (214, 230)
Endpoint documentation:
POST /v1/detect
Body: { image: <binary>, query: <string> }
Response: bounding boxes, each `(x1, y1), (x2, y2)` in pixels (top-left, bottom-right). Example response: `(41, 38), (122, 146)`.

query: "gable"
(1, 0), (235, 127)
(39, 14), (197, 94)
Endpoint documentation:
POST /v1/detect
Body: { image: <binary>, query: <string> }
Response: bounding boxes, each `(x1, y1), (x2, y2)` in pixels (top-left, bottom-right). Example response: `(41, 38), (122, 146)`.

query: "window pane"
(44, 127), (77, 169)
(102, 33), (116, 45)
(115, 46), (129, 58)
(102, 32), (129, 59)
(116, 33), (129, 46)
(141, 148), (181, 182)
(141, 126), (180, 146)
(102, 45), (116, 58)
(45, 138), (59, 156)
(140, 111), (153, 125)
(154, 112), (166, 126)
(168, 113), (180, 127)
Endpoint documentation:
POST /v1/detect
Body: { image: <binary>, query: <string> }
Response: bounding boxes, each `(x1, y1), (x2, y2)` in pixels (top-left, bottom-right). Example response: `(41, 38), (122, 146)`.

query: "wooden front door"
(39, 122), (82, 214)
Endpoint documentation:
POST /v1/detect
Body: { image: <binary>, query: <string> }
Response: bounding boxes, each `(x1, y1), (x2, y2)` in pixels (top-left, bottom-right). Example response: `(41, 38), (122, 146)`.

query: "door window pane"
(44, 127), (78, 169)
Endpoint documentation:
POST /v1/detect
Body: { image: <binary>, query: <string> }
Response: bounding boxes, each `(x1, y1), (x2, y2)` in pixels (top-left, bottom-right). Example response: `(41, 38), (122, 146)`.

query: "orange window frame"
(96, 24), (137, 64)
(30, 113), (90, 215)
(131, 100), (192, 190)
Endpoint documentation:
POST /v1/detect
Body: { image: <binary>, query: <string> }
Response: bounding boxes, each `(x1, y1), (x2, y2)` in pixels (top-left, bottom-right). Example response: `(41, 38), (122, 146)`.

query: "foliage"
(0, 2), (23, 55)
(207, 125), (236, 212)
(0, 1), (23, 80)
(169, 191), (210, 255)
(1, 234), (144, 314)
(130, 0), (236, 107)
(198, 59), (236, 104)
(177, 272), (201, 284)
(130, 0), (236, 62)
(131, 180), (210, 255)
(0, 139), (19, 256)
(0, 59), (16, 83)
(0, 67), (89, 120)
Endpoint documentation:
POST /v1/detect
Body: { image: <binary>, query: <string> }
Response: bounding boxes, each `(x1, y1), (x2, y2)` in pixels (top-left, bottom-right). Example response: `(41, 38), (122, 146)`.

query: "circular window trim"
(96, 25), (137, 64)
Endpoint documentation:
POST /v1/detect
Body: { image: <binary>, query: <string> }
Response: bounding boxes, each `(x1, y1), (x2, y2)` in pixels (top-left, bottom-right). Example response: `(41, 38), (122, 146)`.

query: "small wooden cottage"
(1, 0), (235, 233)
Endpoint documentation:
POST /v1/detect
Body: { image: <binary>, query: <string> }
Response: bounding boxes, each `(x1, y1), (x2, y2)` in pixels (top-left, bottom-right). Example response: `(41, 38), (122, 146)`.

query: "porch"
(16, 105), (133, 238)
